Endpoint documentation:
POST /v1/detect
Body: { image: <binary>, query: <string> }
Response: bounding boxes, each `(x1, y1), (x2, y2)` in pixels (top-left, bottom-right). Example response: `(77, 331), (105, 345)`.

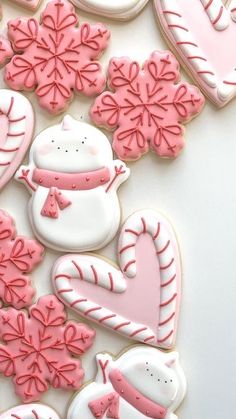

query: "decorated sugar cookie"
(9, 0), (42, 10)
(5, 0), (110, 114)
(70, 0), (149, 20)
(90, 51), (205, 161)
(68, 346), (187, 419)
(155, 0), (236, 107)
(15, 116), (130, 252)
(0, 209), (44, 309)
(0, 404), (59, 419)
(0, 38), (13, 67)
(0, 89), (34, 190)
(53, 209), (181, 349)
(0, 295), (95, 402)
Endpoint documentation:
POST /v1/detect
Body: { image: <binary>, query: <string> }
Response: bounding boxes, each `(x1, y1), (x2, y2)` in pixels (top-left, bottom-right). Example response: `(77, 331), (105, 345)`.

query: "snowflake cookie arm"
(105, 160), (130, 193)
(15, 165), (37, 193)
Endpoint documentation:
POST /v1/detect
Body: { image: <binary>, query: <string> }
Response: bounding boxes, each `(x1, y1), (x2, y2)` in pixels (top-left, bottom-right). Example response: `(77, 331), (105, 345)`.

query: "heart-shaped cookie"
(70, 0), (149, 20)
(0, 89), (34, 190)
(0, 404), (59, 419)
(154, 0), (236, 107)
(53, 209), (181, 349)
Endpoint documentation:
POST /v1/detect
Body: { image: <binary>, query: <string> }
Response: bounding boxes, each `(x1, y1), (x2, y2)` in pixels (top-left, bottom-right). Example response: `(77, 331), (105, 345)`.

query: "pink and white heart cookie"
(0, 89), (34, 190)
(53, 209), (181, 349)
(90, 51), (205, 161)
(70, 0), (149, 21)
(68, 346), (187, 419)
(10, 0), (42, 10)
(0, 404), (59, 419)
(154, 0), (236, 107)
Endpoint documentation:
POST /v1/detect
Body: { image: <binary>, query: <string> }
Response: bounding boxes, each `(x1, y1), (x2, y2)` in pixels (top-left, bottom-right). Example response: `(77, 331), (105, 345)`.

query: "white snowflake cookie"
(15, 115), (130, 252)
(67, 346), (187, 419)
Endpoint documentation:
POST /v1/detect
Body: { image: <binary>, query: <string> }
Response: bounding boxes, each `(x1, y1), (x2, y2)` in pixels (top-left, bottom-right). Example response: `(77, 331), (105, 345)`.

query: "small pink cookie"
(10, 0), (42, 10)
(5, 0), (110, 115)
(0, 209), (44, 309)
(0, 89), (34, 190)
(68, 346), (187, 419)
(53, 209), (181, 349)
(0, 37), (13, 67)
(0, 294), (95, 402)
(0, 404), (59, 419)
(154, 0), (236, 107)
(90, 51), (205, 161)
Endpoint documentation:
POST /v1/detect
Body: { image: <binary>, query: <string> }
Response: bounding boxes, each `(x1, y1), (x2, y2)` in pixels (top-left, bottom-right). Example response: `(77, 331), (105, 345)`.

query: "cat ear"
(165, 352), (179, 368)
(62, 115), (75, 131)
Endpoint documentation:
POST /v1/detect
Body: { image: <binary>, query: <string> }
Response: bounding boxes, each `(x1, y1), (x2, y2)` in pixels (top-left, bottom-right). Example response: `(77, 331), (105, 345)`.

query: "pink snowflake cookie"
(90, 51), (205, 161)
(0, 209), (44, 309)
(5, 0), (110, 114)
(0, 37), (13, 67)
(0, 294), (95, 402)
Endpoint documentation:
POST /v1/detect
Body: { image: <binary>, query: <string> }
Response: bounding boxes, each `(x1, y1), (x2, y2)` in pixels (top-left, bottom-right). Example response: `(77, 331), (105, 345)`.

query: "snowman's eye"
(51, 140), (55, 143)
(57, 147), (60, 150)
(82, 141), (85, 144)
(76, 149), (79, 152)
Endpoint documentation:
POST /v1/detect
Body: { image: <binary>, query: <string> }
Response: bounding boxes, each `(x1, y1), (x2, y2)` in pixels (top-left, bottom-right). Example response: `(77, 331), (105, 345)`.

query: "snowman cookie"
(0, 404), (59, 419)
(15, 116), (130, 252)
(67, 346), (187, 419)
(70, 0), (149, 20)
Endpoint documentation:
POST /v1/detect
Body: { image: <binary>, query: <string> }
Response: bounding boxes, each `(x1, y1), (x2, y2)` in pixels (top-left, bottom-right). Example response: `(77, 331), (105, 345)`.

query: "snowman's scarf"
(88, 368), (168, 419)
(32, 168), (110, 219)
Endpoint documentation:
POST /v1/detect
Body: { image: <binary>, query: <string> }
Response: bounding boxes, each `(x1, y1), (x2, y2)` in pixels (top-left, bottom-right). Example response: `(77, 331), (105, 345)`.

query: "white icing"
(158, 0), (236, 103)
(119, 209), (180, 347)
(67, 346), (187, 419)
(0, 404), (59, 419)
(0, 89), (34, 189)
(15, 116), (130, 252)
(52, 209), (181, 349)
(71, 0), (149, 20)
(200, 0), (229, 30)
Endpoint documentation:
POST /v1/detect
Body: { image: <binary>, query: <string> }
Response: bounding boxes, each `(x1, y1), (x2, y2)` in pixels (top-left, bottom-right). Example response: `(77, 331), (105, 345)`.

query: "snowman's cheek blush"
(88, 145), (99, 155)
(37, 144), (54, 156)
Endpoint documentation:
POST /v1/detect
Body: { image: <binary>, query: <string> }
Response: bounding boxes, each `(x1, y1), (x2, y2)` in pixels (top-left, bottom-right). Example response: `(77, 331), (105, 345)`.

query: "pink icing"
(0, 37), (13, 68)
(90, 50), (204, 161)
(0, 295), (95, 402)
(155, 0), (236, 106)
(88, 369), (167, 418)
(5, 0), (110, 114)
(0, 209), (44, 309)
(0, 90), (34, 191)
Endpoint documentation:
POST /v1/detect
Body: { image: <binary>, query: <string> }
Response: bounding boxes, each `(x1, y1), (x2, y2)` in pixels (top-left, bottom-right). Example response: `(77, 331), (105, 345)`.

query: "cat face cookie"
(68, 346), (187, 419)
(70, 0), (149, 20)
(15, 115), (130, 252)
(155, 0), (236, 107)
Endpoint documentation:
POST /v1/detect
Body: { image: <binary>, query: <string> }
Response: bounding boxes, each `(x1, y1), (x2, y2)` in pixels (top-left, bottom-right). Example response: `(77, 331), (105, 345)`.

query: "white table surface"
(1, 0), (236, 418)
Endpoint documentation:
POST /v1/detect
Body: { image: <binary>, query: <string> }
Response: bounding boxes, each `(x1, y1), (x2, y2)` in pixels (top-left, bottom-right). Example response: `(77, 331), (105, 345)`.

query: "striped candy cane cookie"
(0, 404), (59, 419)
(155, 0), (236, 106)
(0, 90), (34, 190)
(53, 209), (181, 349)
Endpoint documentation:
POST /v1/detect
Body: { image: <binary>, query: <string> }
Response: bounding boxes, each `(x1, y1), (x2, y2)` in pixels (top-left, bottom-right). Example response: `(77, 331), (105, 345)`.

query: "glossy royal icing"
(155, 0), (236, 107)
(90, 51), (204, 161)
(0, 295), (95, 402)
(0, 404), (59, 419)
(0, 38), (13, 68)
(0, 89), (34, 191)
(0, 209), (44, 309)
(70, 0), (149, 21)
(9, 0), (43, 10)
(68, 346), (187, 419)
(15, 116), (130, 252)
(53, 209), (181, 349)
(5, 0), (110, 114)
